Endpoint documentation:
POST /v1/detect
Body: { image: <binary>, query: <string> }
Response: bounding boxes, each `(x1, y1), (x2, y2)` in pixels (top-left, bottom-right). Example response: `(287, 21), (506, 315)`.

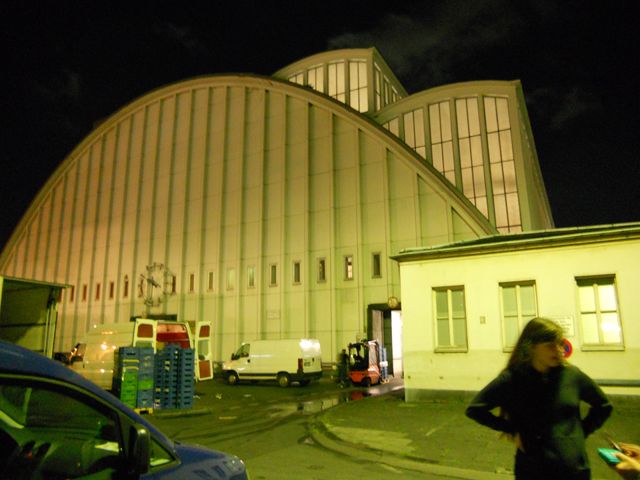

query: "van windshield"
(235, 344), (250, 358)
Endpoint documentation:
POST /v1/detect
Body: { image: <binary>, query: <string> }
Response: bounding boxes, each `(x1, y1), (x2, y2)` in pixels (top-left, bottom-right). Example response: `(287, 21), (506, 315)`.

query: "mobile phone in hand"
(598, 448), (622, 465)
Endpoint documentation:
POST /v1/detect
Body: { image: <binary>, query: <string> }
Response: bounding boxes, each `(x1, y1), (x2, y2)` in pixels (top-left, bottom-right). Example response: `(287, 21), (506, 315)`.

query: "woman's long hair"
(506, 317), (566, 371)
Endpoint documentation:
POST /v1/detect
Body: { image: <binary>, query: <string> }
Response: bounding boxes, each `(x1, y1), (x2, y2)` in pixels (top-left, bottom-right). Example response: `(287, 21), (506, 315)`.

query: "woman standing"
(466, 317), (612, 480)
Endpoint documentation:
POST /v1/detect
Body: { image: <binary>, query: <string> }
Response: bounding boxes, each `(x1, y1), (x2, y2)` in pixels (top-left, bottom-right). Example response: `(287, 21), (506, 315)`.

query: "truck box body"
(223, 339), (322, 387)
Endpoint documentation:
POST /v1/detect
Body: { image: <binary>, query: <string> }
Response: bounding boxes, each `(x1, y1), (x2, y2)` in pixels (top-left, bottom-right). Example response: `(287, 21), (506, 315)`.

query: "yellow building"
(0, 48), (552, 366)
(392, 223), (640, 400)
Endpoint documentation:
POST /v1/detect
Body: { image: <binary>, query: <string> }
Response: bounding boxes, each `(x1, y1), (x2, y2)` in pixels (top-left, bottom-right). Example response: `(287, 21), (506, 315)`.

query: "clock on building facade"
(139, 262), (172, 307)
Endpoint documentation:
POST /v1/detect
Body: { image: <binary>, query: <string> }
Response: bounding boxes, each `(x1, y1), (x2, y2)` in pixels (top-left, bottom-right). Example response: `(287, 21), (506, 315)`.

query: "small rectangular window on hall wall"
(247, 266), (255, 288)
(433, 286), (468, 352)
(318, 258), (327, 283)
(171, 275), (177, 294)
(344, 255), (354, 280)
(123, 276), (129, 299)
(68, 286), (75, 303)
(82, 284), (88, 302)
(293, 261), (301, 285)
(372, 253), (382, 278)
(188, 273), (196, 293)
(95, 283), (101, 301)
(576, 275), (623, 349)
(109, 281), (115, 300)
(269, 264), (278, 287)
(207, 271), (214, 292)
(500, 281), (537, 350)
(227, 268), (235, 291)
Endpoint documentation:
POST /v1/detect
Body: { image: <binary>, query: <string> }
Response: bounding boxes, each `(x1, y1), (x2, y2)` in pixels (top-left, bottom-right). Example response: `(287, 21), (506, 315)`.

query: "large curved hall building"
(0, 48), (553, 367)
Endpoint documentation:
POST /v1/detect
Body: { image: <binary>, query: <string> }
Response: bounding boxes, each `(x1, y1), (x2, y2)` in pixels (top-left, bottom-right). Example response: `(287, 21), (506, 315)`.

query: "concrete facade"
(0, 48), (552, 364)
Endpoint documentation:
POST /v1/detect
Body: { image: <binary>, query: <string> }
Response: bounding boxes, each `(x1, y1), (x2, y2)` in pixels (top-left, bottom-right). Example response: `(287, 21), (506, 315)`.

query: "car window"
(0, 377), (123, 479)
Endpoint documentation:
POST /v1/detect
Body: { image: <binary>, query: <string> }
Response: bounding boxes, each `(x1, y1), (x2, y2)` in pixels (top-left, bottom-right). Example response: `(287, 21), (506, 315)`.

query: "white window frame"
(499, 281), (538, 351)
(433, 286), (468, 352)
(576, 275), (624, 350)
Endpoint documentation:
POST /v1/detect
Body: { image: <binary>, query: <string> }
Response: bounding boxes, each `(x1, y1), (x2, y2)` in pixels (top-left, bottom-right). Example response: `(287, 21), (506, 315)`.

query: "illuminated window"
(344, 255), (354, 280)
(429, 101), (456, 185)
(292, 261), (301, 285)
(577, 276), (623, 347)
(434, 286), (467, 351)
(207, 271), (214, 291)
(269, 264), (278, 287)
(404, 108), (426, 159)
(288, 72), (304, 85)
(349, 60), (368, 112)
(383, 118), (399, 136)
(484, 96), (521, 233)
(247, 266), (255, 288)
(374, 66), (383, 110)
(226, 268), (235, 291)
(371, 253), (382, 278)
(188, 273), (196, 293)
(318, 258), (326, 283)
(328, 61), (345, 103)
(307, 65), (324, 93)
(456, 97), (488, 217)
(500, 282), (537, 349)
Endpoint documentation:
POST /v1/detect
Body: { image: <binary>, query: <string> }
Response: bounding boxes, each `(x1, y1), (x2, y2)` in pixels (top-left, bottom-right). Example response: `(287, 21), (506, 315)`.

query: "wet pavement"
(149, 375), (639, 480)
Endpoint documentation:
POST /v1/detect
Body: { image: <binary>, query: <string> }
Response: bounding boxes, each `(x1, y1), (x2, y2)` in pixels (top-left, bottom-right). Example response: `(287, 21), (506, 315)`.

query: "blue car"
(0, 340), (249, 479)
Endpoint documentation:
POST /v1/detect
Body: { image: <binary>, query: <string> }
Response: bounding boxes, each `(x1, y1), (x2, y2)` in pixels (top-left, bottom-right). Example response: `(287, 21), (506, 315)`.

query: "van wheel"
(299, 379), (311, 387)
(227, 372), (239, 386)
(277, 373), (291, 388)
(362, 377), (371, 387)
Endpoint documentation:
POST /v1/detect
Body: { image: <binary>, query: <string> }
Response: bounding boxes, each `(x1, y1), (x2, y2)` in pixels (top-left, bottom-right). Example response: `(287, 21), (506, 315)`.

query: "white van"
(70, 319), (213, 389)
(222, 339), (322, 387)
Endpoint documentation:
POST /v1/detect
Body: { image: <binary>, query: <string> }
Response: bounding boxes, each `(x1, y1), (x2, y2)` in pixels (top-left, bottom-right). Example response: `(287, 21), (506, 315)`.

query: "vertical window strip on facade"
(288, 72), (304, 85)
(484, 96), (521, 233)
(349, 60), (368, 112)
(429, 101), (456, 185)
(344, 255), (354, 280)
(269, 264), (278, 287)
(374, 66), (382, 111)
(293, 261), (301, 285)
(383, 118), (399, 137)
(456, 97), (488, 217)
(576, 276), (623, 346)
(403, 109), (426, 159)
(500, 282), (537, 349)
(317, 258), (326, 283)
(307, 65), (324, 93)
(328, 62), (346, 102)
(247, 266), (255, 288)
(433, 286), (467, 350)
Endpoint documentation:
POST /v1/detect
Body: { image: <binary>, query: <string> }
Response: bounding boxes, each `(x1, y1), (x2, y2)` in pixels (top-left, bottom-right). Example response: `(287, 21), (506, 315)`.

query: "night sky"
(2, 1), (638, 252)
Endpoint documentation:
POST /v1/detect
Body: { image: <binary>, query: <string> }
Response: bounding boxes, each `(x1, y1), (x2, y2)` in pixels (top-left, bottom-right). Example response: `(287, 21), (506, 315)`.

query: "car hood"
(171, 443), (248, 479)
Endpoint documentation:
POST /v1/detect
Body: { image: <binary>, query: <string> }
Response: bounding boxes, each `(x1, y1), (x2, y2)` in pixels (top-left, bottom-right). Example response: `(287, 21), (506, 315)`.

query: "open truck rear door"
(133, 319), (157, 351)
(195, 322), (213, 380)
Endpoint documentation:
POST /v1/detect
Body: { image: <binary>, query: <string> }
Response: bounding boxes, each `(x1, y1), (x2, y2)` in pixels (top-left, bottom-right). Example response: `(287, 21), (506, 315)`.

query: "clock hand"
(141, 274), (161, 289)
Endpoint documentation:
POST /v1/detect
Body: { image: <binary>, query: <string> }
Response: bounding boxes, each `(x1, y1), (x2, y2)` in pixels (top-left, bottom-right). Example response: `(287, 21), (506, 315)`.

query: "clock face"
(139, 263), (171, 307)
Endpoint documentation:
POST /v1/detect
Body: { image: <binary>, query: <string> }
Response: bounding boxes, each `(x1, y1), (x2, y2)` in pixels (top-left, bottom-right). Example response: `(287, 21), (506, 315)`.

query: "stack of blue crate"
(113, 347), (139, 409)
(136, 347), (155, 409)
(154, 344), (195, 410)
(379, 345), (389, 383)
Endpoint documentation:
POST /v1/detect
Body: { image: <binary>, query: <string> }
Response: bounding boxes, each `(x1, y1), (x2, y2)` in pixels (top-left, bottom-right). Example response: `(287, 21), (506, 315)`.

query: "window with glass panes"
(307, 65), (324, 93)
(500, 282), (537, 349)
(349, 60), (368, 112)
(456, 97), (488, 217)
(383, 118), (399, 136)
(328, 61), (346, 102)
(429, 101), (456, 185)
(374, 66), (383, 110)
(403, 108), (426, 159)
(577, 276), (623, 346)
(434, 287), (467, 350)
(484, 96), (521, 233)
(288, 72), (304, 85)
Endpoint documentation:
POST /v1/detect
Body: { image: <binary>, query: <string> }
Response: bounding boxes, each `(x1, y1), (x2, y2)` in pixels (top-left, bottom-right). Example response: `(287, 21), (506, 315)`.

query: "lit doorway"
(367, 303), (403, 377)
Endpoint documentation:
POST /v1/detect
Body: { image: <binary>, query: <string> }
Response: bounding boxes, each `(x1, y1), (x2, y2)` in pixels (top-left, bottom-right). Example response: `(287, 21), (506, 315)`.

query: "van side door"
(195, 322), (213, 381)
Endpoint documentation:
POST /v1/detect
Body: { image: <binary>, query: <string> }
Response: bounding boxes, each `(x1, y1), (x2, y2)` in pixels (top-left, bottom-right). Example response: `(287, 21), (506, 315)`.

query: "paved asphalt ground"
(154, 375), (639, 480)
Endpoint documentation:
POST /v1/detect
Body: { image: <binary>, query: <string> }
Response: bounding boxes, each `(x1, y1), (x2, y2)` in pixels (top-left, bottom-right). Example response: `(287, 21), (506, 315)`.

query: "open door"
(195, 322), (213, 381)
(133, 319), (157, 351)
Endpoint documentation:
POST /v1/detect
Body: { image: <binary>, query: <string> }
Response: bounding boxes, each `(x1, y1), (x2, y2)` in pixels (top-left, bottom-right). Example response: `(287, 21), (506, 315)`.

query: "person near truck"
(465, 317), (612, 480)
(337, 349), (349, 387)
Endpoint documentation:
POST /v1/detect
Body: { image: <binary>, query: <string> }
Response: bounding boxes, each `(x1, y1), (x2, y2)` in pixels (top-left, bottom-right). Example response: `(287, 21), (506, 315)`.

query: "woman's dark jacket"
(465, 364), (612, 476)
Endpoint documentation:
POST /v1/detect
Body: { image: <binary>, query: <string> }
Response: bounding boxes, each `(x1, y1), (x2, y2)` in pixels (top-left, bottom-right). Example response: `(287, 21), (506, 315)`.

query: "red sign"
(561, 339), (573, 358)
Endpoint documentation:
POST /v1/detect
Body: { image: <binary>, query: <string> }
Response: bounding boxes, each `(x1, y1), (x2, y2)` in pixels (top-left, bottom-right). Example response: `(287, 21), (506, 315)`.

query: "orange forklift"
(347, 340), (388, 387)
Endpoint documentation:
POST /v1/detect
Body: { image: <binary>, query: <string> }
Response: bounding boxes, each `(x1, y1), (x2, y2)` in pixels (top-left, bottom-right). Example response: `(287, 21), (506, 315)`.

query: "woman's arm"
(576, 367), (613, 436)
(465, 371), (515, 434)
